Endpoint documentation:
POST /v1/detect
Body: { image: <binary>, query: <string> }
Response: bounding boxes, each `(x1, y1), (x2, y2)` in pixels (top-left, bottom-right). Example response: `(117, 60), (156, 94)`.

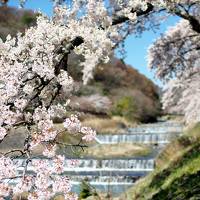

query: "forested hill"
(68, 55), (161, 123)
(0, 6), (36, 41)
(0, 6), (161, 123)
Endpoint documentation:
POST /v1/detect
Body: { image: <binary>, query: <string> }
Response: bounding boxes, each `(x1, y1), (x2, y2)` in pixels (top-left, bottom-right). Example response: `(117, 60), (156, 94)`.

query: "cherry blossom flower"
(52, 155), (65, 174)
(0, 156), (17, 179)
(81, 126), (96, 142)
(63, 115), (81, 133)
(0, 127), (7, 140)
(0, 183), (11, 197)
(52, 176), (71, 194)
(32, 159), (50, 174)
(13, 176), (34, 194)
(42, 144), (57, 158)
(35, 172), (51, 190)
(23, 84), (34, 95)
(14, 99), (27, 110)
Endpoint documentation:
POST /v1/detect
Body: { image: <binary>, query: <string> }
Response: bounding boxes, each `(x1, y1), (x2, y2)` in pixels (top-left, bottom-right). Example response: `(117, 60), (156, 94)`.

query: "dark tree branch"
(112, 3), (154, 25)
(188, 16), (200, 33)
(46, 83), (62, 109)
(173, 8), (200, 33)
(0, 149), (25, 156)
(56, 141), (88, 149)
(54, 36), (84, 75)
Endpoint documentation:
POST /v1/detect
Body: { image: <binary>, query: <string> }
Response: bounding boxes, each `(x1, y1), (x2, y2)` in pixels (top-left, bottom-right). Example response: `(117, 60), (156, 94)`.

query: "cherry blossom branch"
(112, 2), (154, 25)
(173, 8), (200, 33)
(0, 149), (25, 157)
(46, 83), (62, 110)
(55, 141), (88, 149)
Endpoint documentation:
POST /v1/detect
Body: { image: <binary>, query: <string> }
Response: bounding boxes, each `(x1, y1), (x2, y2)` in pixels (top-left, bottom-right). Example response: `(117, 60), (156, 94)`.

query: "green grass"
(82, 116), (137, 135)
(82, 143), (151, 159)
(122, 123), (200, 200)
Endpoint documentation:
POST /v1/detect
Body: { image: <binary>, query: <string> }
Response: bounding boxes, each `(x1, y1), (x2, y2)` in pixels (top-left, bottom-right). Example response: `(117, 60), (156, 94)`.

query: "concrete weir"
(13, 121), (184, 196)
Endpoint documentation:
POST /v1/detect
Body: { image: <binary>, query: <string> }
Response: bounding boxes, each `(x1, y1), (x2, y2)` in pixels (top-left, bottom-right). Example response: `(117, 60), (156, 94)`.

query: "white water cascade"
(95, 121), (183, 144)
(11, 121), (184, 196)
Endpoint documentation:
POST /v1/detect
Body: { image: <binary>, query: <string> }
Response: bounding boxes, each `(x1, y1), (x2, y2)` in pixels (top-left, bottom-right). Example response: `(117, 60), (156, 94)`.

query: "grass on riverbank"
(120, 123), (200, 200)
(82, 143), (151, 159)
(82, 116), (137, 135)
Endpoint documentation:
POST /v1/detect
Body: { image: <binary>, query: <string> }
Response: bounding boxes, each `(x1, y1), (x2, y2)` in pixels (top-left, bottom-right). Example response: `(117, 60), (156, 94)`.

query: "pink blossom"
(63, 115), (81, 133)
(29, 132), (43, 149)
(38, 119), (58, 141)
(35, 172), (51, 190)
(13, 176), (34, 194)
(42, 144), (57, 158)
(52, 176), (71, 194)
(52, 155), (65, 174)
(0, 183), (11, 197)
(23, 84), (34, 95)
(0, 156), (16, 179)
(0, 127), (7, 140)
(81, 127), (96, 142)
(14, 98), (27, 110)
(32, 159), (50, 174)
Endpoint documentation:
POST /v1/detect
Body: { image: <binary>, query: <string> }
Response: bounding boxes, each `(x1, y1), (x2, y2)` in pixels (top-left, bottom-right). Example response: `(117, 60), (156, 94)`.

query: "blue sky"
(8, 0), (179, 86)
(9, 0), (53, 15)
(120, 16), (179, 86)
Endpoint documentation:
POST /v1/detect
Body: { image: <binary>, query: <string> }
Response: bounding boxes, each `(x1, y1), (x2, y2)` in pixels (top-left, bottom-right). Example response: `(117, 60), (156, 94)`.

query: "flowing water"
(14, 121), (184, 196)
(71, 121), (183, 195)
(95, 122), (183, 144)
(95, 133), (179, 144)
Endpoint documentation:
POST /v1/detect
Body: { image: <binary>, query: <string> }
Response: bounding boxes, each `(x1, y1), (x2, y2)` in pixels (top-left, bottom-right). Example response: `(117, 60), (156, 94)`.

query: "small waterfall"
(96, 121), (183, 144)
(15, 158), (154, 170)
(100, 159), (154, 169)
(12, 121), (184, 196)
(127, 122), (183, 134)
(69, 175), (139, 183)
(96, 133), (176, 144)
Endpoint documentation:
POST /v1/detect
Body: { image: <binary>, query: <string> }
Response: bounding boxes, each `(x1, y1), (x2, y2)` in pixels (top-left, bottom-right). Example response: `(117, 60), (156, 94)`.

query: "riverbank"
(121, 123), (200, 200)
(83, 143), (151, 159)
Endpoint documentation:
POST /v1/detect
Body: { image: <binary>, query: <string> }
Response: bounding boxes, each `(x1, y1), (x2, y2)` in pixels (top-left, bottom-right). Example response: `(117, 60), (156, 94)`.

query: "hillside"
(68, 55), (161, 123)
(122, 123), (200, 200)
(0, 6), (36, 41)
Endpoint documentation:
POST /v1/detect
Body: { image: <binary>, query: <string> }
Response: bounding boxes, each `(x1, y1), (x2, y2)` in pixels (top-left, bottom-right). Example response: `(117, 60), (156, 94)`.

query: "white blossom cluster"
(162, 72), (200, 124)
(1, 0), (200, 198)
(1, 0), (153, 197)
(63, 114), (96, 141)
(0, 156), (77, 199)
(116, 0), (148, 21)
(0, 1), (116, 198)
(148, 5), (200, 124)
(148, 19), (200, 81)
